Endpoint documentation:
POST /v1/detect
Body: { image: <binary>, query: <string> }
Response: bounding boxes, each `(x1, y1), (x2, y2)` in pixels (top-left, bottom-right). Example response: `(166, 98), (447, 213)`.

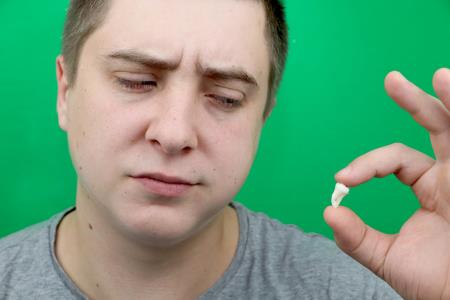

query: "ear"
(263, 97), (277, 122)
(56, 55), (70, 132)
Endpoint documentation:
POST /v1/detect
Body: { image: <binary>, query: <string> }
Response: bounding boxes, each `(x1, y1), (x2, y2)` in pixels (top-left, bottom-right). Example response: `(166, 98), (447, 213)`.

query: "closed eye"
(206, 94), (242, 110)
(116, 78), (157, 93)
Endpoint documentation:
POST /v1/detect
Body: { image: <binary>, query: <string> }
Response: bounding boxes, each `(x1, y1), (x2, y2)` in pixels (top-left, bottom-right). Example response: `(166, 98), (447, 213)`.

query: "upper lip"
(132, 173), (196, 185)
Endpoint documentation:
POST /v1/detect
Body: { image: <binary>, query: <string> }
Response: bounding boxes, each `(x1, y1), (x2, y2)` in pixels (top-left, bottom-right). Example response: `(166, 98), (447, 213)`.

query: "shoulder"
(0, 210), (75, 299)
(231, 203), (401, 299)
(236, 202), (341, 261)
(0, 218), (52, 269)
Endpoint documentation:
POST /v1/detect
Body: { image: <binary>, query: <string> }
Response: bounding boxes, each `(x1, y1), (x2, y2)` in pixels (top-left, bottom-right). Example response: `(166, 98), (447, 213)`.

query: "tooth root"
(331, 183), (349, 208)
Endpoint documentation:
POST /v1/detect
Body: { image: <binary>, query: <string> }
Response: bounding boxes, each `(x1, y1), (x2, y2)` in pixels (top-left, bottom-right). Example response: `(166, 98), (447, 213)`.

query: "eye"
(116, 78), (157, 93)
(206, 94), (242, 110)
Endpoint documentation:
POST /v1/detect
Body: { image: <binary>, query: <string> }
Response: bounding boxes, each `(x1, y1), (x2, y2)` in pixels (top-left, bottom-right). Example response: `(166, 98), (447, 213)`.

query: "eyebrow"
(104, 50), (180, 70)
(104, 49), (259, 87)
(199, 64), (259, 87)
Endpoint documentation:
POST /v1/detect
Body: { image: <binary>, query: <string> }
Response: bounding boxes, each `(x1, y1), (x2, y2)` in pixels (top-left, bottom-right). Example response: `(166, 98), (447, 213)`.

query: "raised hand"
(324, 68), (450, 300)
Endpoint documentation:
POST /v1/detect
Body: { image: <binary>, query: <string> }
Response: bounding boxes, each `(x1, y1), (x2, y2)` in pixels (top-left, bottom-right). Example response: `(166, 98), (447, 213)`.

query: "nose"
(144, 91), (199, 156)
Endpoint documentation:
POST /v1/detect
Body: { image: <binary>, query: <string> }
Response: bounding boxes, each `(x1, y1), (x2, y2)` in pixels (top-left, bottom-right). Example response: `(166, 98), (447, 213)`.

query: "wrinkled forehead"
(84, 0), (270, 87)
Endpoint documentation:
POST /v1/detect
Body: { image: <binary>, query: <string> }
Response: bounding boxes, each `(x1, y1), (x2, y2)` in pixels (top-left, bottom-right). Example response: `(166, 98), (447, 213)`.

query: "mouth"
(130, 173), (197, 197)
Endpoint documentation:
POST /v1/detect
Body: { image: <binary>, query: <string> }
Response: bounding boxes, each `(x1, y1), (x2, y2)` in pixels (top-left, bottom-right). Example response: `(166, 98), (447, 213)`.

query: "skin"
(55, 0), (270, 299)
(324, 68), (450, 300)
(53, 0), (450, 298)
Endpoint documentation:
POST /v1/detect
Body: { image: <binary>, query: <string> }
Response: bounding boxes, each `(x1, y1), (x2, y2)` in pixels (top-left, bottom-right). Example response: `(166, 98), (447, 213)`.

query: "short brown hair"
(62, 0), (288, 118)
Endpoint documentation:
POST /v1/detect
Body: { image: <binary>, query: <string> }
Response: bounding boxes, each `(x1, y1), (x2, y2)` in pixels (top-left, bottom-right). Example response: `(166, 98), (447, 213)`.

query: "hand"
(323, 68), (450, 300)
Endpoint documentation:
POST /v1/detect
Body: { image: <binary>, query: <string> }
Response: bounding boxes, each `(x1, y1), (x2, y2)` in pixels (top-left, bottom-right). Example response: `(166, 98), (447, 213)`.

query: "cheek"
(66, 91), (134, 195)
(207, 114), (262, 196)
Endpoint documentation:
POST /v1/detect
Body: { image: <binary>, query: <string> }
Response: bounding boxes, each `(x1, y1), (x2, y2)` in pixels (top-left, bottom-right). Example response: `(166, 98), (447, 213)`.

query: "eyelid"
(205, 94), (244, 111)
(113, 71), (158, 80)
(114, 76), (157, 93)
(116, 78), (156, 86)
(212, 84), (245, 101)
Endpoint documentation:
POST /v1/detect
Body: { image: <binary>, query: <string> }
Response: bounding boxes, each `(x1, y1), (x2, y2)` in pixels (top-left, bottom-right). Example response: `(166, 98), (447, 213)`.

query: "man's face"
(57, 0), (270, 246)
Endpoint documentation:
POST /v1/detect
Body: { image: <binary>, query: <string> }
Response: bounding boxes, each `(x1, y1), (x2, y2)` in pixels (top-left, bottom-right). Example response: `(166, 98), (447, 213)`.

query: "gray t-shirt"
(0, 202), (401, 299)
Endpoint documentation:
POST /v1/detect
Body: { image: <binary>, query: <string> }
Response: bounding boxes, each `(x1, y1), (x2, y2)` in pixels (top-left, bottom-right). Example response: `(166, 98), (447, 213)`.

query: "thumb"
(323, 206), (396, 279)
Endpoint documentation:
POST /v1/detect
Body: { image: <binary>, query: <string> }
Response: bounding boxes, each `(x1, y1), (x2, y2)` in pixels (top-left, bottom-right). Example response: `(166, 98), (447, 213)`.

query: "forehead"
(84, 0), (269, 84)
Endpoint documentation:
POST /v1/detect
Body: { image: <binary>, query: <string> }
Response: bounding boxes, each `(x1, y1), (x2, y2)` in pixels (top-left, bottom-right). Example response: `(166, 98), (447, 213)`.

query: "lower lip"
(133, 177), (194, 197)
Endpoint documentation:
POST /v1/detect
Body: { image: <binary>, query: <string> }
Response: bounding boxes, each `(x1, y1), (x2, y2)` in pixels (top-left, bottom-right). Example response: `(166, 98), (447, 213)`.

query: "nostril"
(182, 147), (192, 154)
(150, 140), (161, 148)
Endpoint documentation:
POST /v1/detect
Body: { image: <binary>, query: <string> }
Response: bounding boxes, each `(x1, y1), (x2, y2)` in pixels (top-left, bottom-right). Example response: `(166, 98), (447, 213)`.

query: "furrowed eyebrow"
(103, 50), (259, 87)
(104, 50), (179, 70)
(198, 64), (259, 87)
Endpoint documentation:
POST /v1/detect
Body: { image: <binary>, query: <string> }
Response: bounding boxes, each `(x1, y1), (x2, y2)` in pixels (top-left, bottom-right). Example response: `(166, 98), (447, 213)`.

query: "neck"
(56, 196), (239, 300)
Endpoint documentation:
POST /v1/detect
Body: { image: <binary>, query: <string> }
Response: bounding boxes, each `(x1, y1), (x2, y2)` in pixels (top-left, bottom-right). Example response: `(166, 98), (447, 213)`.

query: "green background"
(1, 0), (449, 239)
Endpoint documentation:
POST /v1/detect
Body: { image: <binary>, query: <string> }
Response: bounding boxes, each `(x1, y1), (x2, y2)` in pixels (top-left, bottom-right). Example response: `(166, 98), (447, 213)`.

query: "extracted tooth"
(331, 183), (349, 208)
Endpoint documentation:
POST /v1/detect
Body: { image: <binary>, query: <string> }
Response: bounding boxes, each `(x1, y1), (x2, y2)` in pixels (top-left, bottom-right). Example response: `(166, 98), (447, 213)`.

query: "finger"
(335, 143), (434, 187)
(323, 206), (396, 279)
(385, 71), (450, 136)
(432, 68), (450, 115)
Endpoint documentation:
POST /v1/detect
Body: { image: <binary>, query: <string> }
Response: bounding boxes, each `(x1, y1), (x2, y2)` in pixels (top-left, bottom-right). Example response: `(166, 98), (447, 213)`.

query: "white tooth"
(331, 183), (349, 208)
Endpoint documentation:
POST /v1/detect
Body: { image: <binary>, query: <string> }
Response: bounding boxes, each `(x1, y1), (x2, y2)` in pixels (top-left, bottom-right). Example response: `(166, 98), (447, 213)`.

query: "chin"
(115, 201), (221, 248)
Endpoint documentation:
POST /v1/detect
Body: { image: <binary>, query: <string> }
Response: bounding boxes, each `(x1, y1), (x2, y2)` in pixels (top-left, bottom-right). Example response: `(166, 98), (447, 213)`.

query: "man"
(0, 0), (449, 299)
